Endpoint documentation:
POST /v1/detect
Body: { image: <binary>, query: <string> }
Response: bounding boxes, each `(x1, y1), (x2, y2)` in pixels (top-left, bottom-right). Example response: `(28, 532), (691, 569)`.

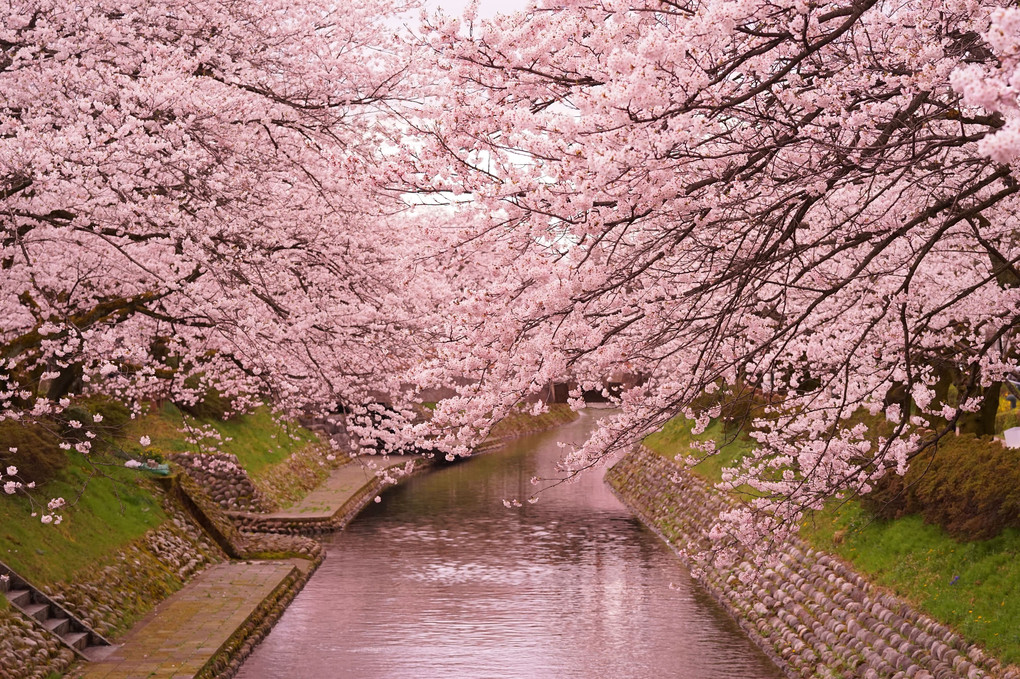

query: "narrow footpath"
(80, 561), (299, 679)
(78, 455), (421, 679)
(264, 455), (417, 521)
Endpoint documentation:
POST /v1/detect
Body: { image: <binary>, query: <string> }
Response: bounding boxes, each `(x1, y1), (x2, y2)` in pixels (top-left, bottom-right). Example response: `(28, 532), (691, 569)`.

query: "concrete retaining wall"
(226, 463), (430, 536)
(606, 446), (1017, 679)
(198, 561), (317, 679)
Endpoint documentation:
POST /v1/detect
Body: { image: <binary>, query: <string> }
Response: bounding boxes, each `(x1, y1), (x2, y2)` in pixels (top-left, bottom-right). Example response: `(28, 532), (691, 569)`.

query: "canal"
(236, 411), (782, 678)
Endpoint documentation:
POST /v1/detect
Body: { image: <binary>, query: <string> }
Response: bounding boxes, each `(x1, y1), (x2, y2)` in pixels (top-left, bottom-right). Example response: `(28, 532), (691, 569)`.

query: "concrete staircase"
(1, 563), (114, 661)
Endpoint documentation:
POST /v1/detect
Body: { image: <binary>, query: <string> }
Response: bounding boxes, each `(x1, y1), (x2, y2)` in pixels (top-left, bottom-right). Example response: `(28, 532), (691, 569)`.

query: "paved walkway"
(79, 456), (420, 678)
(80, 560), (296, 679)
(265, 455), (420, 520)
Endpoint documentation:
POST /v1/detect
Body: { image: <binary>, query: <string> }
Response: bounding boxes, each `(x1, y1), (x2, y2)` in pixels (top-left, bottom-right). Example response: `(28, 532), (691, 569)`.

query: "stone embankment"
(0, 442), (332, 679)
(227, 457), (426, 536)
(2, 408), (580, 679)
(474, 404), (579, 453)
(1, 490), (228, 679)
(606, 446), (1018, 679)
(168, 452), (274, 512)
(168, 442), (339, 515)
(165, 469), (324, 562)
(0, 600), (77, 677)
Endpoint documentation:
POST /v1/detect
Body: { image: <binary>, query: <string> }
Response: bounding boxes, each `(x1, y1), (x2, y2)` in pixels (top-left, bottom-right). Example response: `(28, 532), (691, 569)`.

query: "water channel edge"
(4, 408), (1013, 679)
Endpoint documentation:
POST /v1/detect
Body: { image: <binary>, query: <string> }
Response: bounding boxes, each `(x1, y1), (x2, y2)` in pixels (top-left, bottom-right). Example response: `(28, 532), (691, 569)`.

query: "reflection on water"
(236, 412), (781, 679)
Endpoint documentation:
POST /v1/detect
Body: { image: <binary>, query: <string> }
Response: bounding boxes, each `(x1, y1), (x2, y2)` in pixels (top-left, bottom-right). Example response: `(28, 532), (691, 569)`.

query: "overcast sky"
(426, 0), (534, 19)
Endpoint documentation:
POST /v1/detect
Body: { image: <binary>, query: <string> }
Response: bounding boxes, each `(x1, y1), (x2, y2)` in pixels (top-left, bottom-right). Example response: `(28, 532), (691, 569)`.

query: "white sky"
(425, 0), (534, 19)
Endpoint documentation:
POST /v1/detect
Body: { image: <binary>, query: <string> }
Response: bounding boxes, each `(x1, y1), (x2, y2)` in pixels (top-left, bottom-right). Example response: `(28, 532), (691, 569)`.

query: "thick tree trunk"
(928, 361), (959, 432)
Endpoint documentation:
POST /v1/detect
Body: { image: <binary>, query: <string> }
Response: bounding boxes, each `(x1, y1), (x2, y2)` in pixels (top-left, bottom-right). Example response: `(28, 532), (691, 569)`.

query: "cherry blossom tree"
(1, 0), (432, 509)
(5, 0), (1019, 554)
(405, 0), (1020, 555)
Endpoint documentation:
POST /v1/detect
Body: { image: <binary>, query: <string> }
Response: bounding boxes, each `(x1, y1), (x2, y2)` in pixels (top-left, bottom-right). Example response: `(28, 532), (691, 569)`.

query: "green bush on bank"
(995, 408), (1020, 434)
(174, 378), (236, 421)
(57, 397), (134, 459)
(0, 420), (67, 485)
(862, 434), (1020, 540)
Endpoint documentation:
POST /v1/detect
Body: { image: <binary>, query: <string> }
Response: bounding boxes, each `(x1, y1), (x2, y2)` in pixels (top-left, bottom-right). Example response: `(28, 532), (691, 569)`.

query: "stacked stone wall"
(0, 490), (227, 679)
(0, 607), (76, 679)
(168, 452), (274, 512)
(474, 405), (580, 453)
(246, 444), (337, 509)
(168, 469), (324, 561)
(606, 446), (1018, 679)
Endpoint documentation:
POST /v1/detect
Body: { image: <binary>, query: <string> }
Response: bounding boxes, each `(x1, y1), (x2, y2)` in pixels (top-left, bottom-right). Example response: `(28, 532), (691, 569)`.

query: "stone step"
(43, 616), (71, 636)
(6, 588), (32, 608)
(23, 602), (50, 622)
(81, 643), (118, 663)
(1, 559), (112, 660)
(62, 631), (89, 651)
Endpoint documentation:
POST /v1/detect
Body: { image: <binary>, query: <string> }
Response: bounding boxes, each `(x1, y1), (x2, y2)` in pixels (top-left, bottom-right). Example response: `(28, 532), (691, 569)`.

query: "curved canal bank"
(0, 405), (578, 679)
(606, 446), (1018, 679)
(6, 404), (1014, 679)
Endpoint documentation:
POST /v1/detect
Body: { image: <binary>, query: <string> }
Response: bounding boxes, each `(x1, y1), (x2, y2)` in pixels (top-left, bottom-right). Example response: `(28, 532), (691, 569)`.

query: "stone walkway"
(78, 456), (420, 679)
(265, 455), (419, 520)
(80, 560), (297, 679)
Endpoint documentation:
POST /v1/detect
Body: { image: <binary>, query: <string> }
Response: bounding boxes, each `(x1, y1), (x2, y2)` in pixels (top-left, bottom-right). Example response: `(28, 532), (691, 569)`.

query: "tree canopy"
(405, 0), (1020, 552)
(2, 0), (426, 426)
(3, 0), (1019, 553)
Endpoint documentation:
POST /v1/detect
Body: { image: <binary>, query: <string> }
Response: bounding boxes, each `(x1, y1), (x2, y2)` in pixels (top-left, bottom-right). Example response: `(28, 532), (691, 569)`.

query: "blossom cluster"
(404, 0), (1020, 556)
(1, 0), (434, 516)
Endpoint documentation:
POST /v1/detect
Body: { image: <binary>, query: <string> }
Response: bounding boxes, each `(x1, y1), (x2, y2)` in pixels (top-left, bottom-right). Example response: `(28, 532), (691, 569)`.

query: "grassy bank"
(488, 403), (579, 440)
(643, 413), (1020, 665)
(0, 455), (166, 586)
(1, 403), (319, 588)
(121, 403), (318, 480)
(643, 416), (754, 484)
(801, 500), (1020, 664)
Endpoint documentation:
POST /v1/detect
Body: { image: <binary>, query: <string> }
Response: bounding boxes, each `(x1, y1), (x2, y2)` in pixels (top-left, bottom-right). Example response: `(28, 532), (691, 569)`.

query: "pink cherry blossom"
(402, 0), (1020, 557)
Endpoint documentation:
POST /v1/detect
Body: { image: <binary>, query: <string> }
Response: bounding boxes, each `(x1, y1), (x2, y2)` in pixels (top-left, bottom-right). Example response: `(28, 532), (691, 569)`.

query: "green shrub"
(861, 463), (922, 521)
(85, 397), (132, 436)
(57, 405), (94, 437)
(863, 434), (1020, 540)
(718, 385), (776, 436)
(175, 376), (235, 420)
(0, 419), (68, 484)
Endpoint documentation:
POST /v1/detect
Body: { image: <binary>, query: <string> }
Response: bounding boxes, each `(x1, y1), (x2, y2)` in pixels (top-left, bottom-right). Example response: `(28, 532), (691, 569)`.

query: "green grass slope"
(1, 402), (319, 588)
(644, 412), (1020, 665)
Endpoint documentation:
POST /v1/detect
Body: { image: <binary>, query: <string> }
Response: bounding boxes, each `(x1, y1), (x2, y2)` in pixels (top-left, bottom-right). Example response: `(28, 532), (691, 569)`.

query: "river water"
(236, 411), (781, 678)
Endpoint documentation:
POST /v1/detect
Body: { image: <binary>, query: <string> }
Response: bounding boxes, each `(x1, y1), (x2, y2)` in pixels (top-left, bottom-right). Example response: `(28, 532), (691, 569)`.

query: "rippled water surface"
(236, 412), (781, 678)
